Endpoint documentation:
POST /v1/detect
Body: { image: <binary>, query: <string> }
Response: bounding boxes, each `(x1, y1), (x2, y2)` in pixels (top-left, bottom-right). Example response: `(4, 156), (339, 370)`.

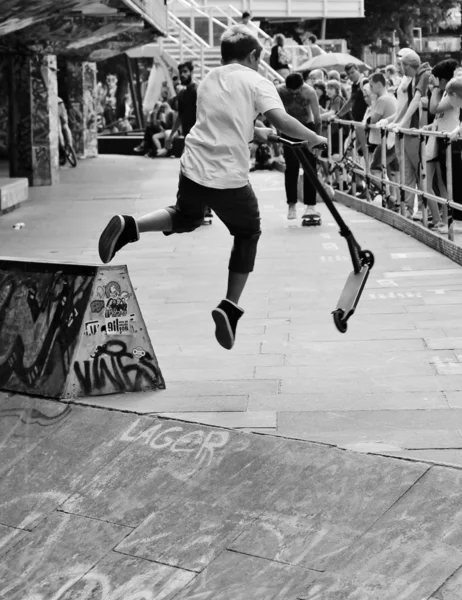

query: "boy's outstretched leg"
(212, 271), (248, 350)
(98, 209), (172, 264)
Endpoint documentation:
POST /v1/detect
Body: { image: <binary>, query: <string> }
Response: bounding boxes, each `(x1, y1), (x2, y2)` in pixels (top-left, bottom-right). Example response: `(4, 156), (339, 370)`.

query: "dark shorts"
(165, 173), (262, 273)
(370, 144), (399, 173)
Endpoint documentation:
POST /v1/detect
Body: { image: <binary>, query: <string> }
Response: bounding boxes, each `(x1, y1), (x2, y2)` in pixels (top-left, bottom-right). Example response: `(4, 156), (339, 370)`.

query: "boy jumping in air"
(98, 25), (326, 350)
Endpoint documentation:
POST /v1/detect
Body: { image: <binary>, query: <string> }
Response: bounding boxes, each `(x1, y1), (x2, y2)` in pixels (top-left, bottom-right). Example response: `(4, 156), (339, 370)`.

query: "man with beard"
(166, 61), (198, 151)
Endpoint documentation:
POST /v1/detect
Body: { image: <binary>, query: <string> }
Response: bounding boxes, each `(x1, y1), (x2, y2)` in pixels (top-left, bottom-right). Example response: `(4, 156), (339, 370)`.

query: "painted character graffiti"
(104, 281), (131, 318)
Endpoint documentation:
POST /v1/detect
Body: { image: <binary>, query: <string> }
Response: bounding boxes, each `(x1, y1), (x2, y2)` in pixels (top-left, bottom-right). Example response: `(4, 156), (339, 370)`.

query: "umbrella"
(296, 53), (371, 74)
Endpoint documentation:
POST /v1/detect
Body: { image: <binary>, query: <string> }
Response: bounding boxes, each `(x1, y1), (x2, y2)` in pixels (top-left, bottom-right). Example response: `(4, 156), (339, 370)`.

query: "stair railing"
(167, 0), (284, 82)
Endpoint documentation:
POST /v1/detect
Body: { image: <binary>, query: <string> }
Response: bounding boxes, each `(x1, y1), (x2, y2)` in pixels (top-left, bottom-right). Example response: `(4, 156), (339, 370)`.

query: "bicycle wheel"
(65, 144), (77, 168)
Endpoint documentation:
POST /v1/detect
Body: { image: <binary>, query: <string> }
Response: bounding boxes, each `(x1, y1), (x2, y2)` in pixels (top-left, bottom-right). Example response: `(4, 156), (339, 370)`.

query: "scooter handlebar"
(268, 134), (327, 152)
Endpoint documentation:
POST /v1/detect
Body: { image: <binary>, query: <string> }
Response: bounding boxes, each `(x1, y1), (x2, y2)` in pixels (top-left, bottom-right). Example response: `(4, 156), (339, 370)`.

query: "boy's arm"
(263, 108), (326, 147)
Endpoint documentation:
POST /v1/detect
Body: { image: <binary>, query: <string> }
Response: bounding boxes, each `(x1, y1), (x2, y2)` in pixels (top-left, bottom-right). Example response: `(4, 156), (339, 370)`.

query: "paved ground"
(3, 156), (462, 597)
(2, 156), (462, 465)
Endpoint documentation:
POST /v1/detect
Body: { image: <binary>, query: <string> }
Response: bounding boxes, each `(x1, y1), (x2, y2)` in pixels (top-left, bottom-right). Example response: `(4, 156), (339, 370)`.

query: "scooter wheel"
(333, 309), (348, 333)
(361, 250), (375, 269)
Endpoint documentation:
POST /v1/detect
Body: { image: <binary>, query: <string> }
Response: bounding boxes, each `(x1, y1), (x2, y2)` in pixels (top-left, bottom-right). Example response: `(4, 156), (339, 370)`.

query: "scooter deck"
(335, 264), (371, 319)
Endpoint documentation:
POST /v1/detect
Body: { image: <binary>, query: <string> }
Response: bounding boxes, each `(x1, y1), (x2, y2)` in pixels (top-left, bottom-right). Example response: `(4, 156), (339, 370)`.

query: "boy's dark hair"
(313, 80), (326, 93)
(221, 25), (262, 63)
(369, 72), (386, 87)
(285, 72), (304, 90)
(242, 11), (251, 18)
(301, 69), (311, 82)
(345, 63), (359, 73)
(178, 61), (194, 72)
(432, 59), (459, 82)
(308, 34), (317, 43)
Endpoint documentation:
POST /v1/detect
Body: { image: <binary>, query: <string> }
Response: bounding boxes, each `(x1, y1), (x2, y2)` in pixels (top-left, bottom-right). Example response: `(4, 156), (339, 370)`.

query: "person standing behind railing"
(423, 59), (460, 233)
(436, 76), (462, 230)
(387, 50), (432, 220)
(368, 73), (400, 209)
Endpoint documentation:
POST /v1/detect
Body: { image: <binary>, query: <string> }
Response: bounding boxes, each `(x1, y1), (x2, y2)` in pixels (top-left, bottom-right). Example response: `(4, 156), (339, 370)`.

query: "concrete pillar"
(67, 61), (98, 159)
(0, 55), (8, 160)
(8, 54), (59, 186)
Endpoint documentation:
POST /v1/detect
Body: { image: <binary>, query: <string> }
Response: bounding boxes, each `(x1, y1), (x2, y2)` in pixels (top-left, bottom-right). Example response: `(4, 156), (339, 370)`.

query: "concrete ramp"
(0, 259), (165, 398)
(1, 396), (462, 599)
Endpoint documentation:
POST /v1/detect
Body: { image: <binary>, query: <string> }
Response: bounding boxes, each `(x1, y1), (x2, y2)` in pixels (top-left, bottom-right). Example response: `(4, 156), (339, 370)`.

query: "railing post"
(191, 4), (195, 36)
(398, 131), (406, 215)
(419, 133), (428, 228)
(179, 25), (184, 62)
(200, 45), (204, 80)
(327, 121), (332, 186)
(208, 13), (213, 45)
(338, 125), (345, 191)
(446, 137), (454, 241)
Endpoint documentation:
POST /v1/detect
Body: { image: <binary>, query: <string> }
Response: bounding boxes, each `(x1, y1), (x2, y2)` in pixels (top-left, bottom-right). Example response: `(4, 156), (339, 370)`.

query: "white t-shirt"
(180, 63), (284, 189)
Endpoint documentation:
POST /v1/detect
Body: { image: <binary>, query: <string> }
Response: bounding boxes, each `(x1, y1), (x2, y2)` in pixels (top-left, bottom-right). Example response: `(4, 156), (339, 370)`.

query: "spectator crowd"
(136, 25), (462, 232)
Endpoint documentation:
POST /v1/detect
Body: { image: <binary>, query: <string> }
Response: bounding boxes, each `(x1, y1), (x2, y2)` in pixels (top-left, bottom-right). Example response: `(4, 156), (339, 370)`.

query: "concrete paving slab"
(158, 411), (277, 428)
(382, 449), (462, 468)
(157, 379), (280, 396)
(72, 392), (248, 413)
(0, 524), (26, 559)
(300, 467), (462, 600)
(63, 419), (236, 527)
(277, 409), (462, 449)
(282, 374), (462, 394)
(59, 551), (195, 600)
(173, 551), (317, 600)
(0, 403), (152, 529)
(0, 395), (73, 477)
(116, 433), (285, 571)
(247, 391), (448, 412)
(228, 441), (427, 570)
(0, 512), (130, 600)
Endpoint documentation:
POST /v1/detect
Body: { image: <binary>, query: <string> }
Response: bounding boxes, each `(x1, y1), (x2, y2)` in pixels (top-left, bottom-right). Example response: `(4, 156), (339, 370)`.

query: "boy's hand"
(307, 135), (327, 152)
(165, 135), (173, 151)
(254, 127), (275, 144)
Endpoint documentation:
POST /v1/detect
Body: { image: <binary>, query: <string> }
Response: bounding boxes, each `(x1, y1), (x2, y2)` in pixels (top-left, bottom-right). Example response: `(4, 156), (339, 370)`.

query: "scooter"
(273, 136), (375, 333)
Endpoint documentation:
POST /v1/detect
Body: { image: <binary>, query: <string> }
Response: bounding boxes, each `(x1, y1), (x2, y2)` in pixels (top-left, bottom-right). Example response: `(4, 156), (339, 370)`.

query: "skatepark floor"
(2, 156), (462, 598)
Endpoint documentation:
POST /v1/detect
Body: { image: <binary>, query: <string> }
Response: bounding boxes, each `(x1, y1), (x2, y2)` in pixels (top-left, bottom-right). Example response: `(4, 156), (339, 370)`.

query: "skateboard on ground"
(272, 135), (375, 334)
(302, 213), (321, 227)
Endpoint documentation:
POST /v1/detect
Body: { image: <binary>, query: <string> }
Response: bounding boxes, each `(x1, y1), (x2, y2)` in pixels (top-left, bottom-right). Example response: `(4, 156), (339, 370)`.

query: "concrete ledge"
(335, 190), (462, 267)
(0, 178), (28, 214)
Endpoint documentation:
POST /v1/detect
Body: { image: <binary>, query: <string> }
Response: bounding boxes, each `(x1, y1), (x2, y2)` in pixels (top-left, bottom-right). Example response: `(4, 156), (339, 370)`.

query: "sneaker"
(98, 215), (139, 264)
(211, 299), (244, 350)
(412, 210), (423, 221)
(157, 148), (168, 157)
(434, 221), (448, 234)
(287, 204), (297, 219)
(302, 206), (320, 218)
(133, 144), (145, 153)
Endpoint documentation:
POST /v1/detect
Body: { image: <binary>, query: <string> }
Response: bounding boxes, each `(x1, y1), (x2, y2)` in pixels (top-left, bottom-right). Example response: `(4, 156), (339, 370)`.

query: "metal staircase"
(159, 0), (284, 83)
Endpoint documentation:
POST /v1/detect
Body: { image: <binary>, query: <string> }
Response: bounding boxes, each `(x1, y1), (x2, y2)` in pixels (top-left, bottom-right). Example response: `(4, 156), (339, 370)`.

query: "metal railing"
(323, 118), (461, 242)
(166, 0), (283, 82)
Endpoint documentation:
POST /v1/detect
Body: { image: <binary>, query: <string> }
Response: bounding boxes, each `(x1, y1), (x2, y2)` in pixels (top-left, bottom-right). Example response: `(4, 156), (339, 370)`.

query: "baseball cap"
(397, 48), (413, 59)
